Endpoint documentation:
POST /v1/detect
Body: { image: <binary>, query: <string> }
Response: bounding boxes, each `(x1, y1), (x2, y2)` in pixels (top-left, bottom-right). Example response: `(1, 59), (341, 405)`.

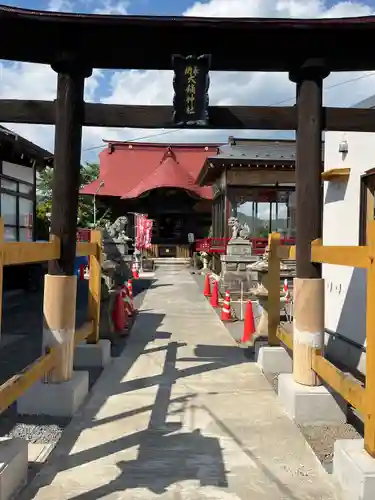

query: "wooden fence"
(0, 219), (103, 413)
(267, 220), (375, 457)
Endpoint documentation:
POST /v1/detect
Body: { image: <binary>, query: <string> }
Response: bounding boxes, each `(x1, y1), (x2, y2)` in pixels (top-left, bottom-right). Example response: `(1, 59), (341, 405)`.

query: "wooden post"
(87, 229), (102, 344)
(288, 61), (329, 387)
(268, 232), (281, 346)
(0, 219), (4, 341)
(365, 220), (375, 456)
(290, 60), (329, 279)
(292, 277), (324, 386)
(44, 60), (92, 383)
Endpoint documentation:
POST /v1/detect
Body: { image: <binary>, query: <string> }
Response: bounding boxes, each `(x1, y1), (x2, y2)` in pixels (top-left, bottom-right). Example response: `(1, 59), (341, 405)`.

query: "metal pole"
(93, 195), (96, 226)
(93, 180), (104, 227)
(268, 201), (272, 233)
(240, 281), (244, 321)
(275, 199), (279, 233)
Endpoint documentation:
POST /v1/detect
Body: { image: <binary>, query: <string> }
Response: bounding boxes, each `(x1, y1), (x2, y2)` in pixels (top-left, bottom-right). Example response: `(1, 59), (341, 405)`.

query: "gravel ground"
(190, 268), (363, 472)
(264, 373), (362, 471)
(0, 275), (154, 447)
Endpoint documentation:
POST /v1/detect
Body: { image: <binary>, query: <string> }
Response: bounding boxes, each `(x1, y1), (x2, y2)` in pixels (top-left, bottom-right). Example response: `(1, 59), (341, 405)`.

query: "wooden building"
(0, 125), (53, 290)
(322, 94), (375, 378)
(197, 137), (297, 257)
(81, 141), (220, 258)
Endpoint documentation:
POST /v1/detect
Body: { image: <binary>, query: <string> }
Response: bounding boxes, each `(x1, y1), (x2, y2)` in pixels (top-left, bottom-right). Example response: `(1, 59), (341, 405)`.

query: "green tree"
(36, 162), (109, 237)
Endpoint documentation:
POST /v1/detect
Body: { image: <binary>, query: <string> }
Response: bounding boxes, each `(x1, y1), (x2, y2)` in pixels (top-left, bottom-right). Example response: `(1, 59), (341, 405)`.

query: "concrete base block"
(333, 439), (375, 500)
(74, 339), (111, 368)
(256, 346), (292, 374)
(0, 438), (28, 500)
(278, 373), (347, 425)
(17, 371), (89, 417)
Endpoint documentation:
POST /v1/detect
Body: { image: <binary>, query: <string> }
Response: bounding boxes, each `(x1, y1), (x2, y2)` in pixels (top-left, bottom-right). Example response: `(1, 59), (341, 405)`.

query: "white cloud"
(1, 0), (375, 162)
(93, 0), (129, 15)
(47, 0), (74, 12)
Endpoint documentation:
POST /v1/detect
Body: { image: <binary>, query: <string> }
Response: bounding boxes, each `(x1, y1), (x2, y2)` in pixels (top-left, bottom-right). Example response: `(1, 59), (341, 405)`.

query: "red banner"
(135, 213), (152, 250)
(144, 219), (153, 249)
(135, 214), (145, 249)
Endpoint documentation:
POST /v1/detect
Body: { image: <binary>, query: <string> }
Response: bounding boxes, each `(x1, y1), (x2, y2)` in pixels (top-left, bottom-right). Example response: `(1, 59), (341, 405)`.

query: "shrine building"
(81, 141), (219, 258)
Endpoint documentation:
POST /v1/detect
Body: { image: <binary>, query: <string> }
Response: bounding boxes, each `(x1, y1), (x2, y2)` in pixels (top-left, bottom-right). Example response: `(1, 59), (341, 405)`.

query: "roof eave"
(197, 157), (296, 186)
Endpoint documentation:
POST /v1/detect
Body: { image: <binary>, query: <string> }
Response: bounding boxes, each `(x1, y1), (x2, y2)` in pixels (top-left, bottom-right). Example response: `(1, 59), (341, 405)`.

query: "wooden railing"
(267, 220), (375, 457)
(195, 236), (296, 255)
(0, 219), (103, 413)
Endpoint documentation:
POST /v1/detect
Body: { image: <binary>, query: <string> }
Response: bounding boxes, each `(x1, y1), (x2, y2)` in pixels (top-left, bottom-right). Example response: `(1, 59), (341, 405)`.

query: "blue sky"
(3, 0), (375, 17)
(2, 0), (194, 14)
(2, 0), (375, 161)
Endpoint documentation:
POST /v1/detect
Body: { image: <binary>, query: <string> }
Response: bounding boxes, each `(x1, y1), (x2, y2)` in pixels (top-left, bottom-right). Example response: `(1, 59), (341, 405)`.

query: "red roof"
(80, 142), (220, 200)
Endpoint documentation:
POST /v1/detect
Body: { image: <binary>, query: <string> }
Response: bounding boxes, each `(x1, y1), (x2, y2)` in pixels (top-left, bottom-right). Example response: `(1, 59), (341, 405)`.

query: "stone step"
(153, 258), (190, 265)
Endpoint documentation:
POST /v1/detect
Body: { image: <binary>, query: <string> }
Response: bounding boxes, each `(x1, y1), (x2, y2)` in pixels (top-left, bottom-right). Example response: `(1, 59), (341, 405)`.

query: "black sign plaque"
(172, 54), (210, 126)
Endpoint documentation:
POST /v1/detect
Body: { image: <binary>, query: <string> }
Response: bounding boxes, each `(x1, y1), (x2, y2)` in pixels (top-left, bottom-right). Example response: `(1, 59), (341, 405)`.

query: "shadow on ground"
(19, 308), (262, 500)
(0, 275), (154, 441)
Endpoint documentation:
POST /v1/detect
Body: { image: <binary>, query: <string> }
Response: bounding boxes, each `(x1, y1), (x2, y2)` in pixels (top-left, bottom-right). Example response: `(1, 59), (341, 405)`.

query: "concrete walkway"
(23, 267), (342, 500)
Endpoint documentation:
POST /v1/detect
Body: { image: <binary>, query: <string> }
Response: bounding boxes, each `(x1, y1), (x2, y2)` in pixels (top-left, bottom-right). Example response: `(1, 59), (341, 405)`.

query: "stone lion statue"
(228, 216), (251, 240)
(105, 216), (131, 243)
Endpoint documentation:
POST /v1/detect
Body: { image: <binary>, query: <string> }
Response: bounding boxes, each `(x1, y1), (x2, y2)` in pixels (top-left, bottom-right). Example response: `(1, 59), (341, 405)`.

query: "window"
(1, 193), (17, 226)
(19, 198), (33, 227)
(1, 179), (17, 191)
(19, 183), (33, 196)
(19, 228), (33, 242)
(4, 226), (16, 242)
(359, 170), (375, 245)
(0, 172), (34, 242)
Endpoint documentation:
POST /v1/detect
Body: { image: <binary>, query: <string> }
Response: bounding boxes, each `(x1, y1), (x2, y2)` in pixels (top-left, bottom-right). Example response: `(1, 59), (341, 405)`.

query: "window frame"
(0, 171), (35, 242)
(359, 168), (375, 246)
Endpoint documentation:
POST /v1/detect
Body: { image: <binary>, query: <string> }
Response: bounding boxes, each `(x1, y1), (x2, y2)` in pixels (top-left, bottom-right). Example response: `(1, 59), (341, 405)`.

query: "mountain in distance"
(237, 212), (289, 236)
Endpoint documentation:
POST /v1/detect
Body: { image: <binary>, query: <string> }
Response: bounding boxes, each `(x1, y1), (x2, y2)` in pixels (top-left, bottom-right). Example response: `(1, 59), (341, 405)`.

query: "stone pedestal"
(278, 373), (347, 425)
(333, 439), (375, 500)
(17, 371), (89, 417)
(220, 238), (258, 295)
(74, 339), (112, 368)
(0, 438), (28, 500)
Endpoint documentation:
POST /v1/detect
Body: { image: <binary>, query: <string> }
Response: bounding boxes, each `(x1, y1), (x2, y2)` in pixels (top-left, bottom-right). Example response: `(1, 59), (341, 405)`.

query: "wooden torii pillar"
(289, 60), (329, 387)
(43, 60), (92, 383)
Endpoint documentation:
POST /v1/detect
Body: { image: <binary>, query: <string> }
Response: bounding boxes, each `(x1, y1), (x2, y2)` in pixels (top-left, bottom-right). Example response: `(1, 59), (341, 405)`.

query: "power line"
(83, 70), (375, 152)
(83, 129), (181, 152)
(267, 71), (375, 107)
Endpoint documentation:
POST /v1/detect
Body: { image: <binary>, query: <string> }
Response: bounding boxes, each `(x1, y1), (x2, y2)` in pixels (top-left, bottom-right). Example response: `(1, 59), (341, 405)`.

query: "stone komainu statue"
(104, 216), (131, 243)
(227, 216), (251, 240)
(100, 216), (132, 340)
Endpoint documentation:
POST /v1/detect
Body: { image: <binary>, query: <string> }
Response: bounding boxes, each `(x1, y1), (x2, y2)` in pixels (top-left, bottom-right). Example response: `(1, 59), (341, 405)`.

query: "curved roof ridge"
(121, 154), (200, 199)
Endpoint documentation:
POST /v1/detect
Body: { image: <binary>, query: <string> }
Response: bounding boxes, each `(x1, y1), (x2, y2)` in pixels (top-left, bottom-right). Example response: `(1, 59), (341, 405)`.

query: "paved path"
(23, 267), (342, 500)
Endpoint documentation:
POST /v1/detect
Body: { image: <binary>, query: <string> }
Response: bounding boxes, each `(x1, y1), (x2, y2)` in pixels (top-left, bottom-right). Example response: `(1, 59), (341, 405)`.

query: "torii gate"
(1, 5), (375, 460)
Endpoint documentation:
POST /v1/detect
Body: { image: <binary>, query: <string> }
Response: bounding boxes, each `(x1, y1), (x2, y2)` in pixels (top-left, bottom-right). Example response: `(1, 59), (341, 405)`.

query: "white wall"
(323, 131), (375, 374)
(2, 161), (34, 184)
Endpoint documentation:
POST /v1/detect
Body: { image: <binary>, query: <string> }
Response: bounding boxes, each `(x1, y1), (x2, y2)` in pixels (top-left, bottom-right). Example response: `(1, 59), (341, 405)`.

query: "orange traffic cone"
(132, 263), (138, 279)
(210, 280), (219, 308)
(122, 284), (134, 317)
(112, 290), (126, 332)
(203, 274), (211, 297)
(120, 286), (129, 334)
(221, 290), (232, 321)
(242, 301), (256, 343)
(127, 279), (133, 298)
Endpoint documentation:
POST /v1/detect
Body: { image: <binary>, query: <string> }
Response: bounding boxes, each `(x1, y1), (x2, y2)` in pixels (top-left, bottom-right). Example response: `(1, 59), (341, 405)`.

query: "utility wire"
(268, 71), (375, 106)
(83, 129), (181, 151)
(83, 71), (375, 152)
